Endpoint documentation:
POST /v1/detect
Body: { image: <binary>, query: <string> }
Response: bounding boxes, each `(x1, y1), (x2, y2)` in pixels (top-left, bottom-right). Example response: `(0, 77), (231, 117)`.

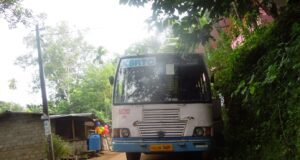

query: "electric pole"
(36, 24), (55, 160)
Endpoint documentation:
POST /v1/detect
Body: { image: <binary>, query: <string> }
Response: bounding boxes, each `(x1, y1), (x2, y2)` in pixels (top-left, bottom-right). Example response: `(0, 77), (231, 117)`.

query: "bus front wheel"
(126, 152), (141, 160)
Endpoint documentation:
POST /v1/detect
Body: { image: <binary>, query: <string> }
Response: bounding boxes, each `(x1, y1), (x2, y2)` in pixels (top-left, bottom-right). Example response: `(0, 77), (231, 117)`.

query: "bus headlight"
(113, 128), (131, 138)
(193, 127), (204, 136)
(193, 127), (213, 137)
(121, 128), (130, 137)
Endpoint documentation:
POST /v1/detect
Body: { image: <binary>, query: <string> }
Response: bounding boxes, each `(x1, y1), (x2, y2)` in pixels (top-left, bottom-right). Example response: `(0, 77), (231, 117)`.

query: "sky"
(0, 0), (154, 106)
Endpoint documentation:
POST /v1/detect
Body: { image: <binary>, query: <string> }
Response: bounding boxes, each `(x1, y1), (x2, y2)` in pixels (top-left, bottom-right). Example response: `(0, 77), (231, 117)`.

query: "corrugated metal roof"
(0, 111), (96, 120)
(49, 113), (96, 119)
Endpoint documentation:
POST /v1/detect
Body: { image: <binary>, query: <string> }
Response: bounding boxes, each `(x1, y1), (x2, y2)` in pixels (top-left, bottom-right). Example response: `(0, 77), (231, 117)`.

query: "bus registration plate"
(149, 144), (173, 152)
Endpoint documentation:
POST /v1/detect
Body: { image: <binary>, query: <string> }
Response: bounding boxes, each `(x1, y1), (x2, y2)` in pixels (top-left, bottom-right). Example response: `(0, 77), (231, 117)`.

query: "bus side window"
(178, 66), (208, 101)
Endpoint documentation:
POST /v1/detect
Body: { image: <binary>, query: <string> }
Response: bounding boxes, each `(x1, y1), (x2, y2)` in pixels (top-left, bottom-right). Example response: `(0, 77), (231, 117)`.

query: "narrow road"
(90, 151), (204, 160)
(89, 151), (125, 160)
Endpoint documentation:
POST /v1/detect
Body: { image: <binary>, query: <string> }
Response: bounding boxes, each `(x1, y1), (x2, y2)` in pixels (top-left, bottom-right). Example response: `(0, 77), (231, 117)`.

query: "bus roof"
(119, 53), (205, 59)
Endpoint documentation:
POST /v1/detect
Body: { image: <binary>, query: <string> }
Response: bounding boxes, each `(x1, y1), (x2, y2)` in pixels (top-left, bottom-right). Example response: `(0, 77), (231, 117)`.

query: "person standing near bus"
(95, 122), (111, 151)
(102, 124), (111, 151)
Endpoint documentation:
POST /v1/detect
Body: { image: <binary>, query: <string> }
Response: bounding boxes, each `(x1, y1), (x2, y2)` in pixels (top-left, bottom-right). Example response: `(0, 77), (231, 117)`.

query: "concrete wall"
(70, 140), (87, 154)
(0, 114), (47, 160)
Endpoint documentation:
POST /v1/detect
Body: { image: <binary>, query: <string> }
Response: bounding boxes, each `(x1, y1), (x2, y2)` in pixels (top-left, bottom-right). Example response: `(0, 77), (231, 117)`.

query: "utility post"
(36, 24), (55, 160)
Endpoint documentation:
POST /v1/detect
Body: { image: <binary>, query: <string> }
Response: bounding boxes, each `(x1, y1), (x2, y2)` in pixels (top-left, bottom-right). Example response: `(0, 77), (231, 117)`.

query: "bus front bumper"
(112, 137), (212, 153)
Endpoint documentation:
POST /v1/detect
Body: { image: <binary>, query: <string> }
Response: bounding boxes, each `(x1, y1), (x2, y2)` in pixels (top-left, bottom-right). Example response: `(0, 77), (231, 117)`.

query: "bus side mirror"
(109, 76), (114, 85)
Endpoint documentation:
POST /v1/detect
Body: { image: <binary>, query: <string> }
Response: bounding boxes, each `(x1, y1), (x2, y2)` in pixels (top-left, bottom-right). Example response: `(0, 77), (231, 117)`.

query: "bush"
(207, 6), (300, 160)
(52, 134), (72, 159)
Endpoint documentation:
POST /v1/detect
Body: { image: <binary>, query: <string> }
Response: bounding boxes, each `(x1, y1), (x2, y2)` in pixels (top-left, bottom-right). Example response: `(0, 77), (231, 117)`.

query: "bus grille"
(136, 109), (187, 137)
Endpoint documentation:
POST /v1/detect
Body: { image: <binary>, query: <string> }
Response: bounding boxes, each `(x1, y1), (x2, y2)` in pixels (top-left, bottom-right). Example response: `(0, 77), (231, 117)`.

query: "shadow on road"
(89, 151), (206, 160)
(141, 152), (204, 160)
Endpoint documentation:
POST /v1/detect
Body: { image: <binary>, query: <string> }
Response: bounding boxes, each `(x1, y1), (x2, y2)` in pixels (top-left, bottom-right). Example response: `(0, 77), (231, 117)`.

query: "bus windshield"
(113, 54), (211, 104)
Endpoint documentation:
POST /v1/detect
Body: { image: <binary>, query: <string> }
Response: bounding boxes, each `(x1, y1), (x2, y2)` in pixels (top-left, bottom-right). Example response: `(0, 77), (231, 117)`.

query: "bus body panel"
(112, 103), (213, 137)
(112, 103), (213, 153)
(180, 103), (213, 136)
(112, 137), (212, 153)
(112, 105), (143, 137)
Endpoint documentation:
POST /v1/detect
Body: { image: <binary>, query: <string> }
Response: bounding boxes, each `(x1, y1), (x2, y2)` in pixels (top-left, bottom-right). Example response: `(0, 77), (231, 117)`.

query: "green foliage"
(159, 37), (182, 53)
(125, 37), (161, 55)
(121, 0), (284, 51)
(16, 22), (116, 122)
(0, 101), (24, 112)
(0, 0), (33, 28)
(17, 22), (95, 101)
(26, 104), (42, 113)
(125, 36), (184, 54)
(169, 16), (213, 51)
(94, 46), (107, 64)
(206, 32), (233, 89)
(120, 0), (260, 19)
(68, 63), (115, 121)
(51, 134), (72, 159)
(208, 7), (300, 159)
(36, 63), (115, 122)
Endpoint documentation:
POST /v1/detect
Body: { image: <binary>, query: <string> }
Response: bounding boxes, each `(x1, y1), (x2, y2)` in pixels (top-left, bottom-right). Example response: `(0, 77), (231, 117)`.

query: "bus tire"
(202, 151), (214, 160)
(126, 152), (141, 160)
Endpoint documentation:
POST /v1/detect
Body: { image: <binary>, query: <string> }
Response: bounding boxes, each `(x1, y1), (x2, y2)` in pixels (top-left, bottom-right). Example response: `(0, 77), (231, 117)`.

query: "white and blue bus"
(111, 54), (217, 160)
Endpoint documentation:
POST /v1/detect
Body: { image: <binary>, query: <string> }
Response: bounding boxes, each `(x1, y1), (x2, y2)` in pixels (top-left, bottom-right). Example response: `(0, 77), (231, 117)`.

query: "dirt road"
(89, 151), (204, 160)
(89, 151), (125, 160)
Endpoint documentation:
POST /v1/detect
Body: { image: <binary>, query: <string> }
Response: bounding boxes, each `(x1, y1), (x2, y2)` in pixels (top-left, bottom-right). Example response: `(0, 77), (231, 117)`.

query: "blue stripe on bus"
(112, 136), (212, 153)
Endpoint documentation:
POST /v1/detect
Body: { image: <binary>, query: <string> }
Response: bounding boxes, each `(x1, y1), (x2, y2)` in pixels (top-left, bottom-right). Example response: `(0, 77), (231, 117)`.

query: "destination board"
(120, 57), (156, 68)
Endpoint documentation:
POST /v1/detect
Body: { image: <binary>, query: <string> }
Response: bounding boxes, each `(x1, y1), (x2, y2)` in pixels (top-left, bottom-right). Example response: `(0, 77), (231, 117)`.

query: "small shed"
(49, 113), (97, 154)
